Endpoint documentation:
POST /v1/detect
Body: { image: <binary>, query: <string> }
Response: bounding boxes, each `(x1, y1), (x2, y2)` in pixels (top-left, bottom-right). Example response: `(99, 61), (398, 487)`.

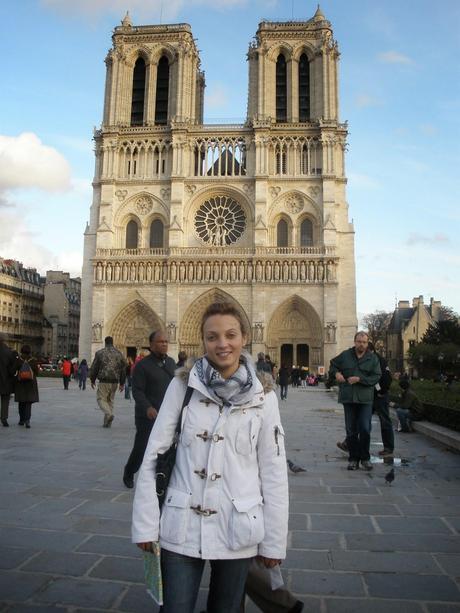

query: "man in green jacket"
(329, 331), (381, 471)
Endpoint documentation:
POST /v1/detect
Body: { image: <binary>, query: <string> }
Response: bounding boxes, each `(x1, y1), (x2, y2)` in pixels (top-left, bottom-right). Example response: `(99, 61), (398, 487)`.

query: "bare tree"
(362, 311), (392, 348)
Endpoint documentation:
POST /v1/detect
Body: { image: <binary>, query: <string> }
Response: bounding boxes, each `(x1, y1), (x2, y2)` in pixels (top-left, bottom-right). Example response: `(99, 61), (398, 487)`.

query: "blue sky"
(0, 0), (459, 318)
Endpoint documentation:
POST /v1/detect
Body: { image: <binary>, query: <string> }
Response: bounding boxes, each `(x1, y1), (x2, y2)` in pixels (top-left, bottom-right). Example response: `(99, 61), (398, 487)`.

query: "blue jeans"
(396, 408), (415, 432)
(161, 548), (251, 613)
(373, 393), (394, 452)
(343, 402), (373, 462)
(280, 384), (288, 400)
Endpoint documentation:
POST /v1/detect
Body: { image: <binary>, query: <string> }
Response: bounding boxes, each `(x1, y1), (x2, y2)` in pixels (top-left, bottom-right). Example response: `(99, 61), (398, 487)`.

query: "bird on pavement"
(287, 459), (307, 473)
(384, 468), (395, 485)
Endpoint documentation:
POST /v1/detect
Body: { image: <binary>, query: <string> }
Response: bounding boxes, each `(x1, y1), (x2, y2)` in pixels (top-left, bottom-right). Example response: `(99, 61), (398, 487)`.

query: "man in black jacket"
(0, 334), (18, 427)
(123, 330), (176, 488)
(368, 342), (394, 457)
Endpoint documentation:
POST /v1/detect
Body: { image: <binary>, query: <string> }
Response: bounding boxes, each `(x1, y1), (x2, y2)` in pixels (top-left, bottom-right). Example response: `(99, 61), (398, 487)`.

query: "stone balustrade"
(95, 245), (336, 258)
(92, 257), (337, 285)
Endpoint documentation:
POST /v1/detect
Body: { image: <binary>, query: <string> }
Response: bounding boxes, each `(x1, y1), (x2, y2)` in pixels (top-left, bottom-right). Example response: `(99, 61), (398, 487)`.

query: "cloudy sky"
(1, 0), (459, 316)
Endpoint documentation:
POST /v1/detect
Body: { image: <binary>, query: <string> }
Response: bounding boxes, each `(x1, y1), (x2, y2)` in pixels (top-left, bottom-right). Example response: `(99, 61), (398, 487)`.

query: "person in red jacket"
(61, 358), (72, 390)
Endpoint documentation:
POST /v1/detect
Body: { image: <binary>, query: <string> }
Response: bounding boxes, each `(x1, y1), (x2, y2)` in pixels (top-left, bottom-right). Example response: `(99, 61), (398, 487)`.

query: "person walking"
(90, 336), (126, 428)
(124, 356), (134, 400)
(176, 350), (187, 368)
(0, 333), (18, 427)
(329, 331), (381, 471)
(77, 359), (89, 390)
(123, 331), (176, 488)
(367, 342), (394, 457)
(278, 364), (290, 401)
(256, 352), (271, 374)
(61, 357), (72, 390)
(132, 302), (288, 613)
(15, 345), (39, 428)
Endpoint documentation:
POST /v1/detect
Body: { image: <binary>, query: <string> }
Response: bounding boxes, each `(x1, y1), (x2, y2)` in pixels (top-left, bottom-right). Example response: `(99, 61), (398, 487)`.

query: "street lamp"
(418, 355), (424, 379)
(438, 352), (445, 380)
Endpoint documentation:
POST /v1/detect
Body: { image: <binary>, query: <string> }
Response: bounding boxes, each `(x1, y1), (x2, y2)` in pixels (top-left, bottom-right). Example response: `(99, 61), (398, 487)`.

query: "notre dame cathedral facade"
(79, 7), (357, 370)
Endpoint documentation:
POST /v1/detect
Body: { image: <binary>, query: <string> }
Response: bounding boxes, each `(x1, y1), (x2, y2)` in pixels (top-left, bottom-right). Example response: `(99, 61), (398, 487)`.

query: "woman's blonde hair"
(200, 302), (248, 338)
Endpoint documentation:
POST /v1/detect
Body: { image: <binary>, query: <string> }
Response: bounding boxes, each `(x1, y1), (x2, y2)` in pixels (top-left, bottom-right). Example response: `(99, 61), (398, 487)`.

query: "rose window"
(194, 196), (246, 246)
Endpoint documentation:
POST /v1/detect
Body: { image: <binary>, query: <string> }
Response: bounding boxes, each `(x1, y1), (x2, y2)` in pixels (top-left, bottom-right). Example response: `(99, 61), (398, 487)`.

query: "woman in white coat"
(132, 302), (289, 613)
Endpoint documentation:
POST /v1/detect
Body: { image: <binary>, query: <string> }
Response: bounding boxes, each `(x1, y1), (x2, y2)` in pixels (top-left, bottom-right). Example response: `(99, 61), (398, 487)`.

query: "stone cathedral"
(79, 7), (357, 370)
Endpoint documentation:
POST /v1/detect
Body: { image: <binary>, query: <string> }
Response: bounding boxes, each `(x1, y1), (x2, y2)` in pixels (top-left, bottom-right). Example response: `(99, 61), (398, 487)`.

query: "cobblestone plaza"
(0, 380), (459, 611)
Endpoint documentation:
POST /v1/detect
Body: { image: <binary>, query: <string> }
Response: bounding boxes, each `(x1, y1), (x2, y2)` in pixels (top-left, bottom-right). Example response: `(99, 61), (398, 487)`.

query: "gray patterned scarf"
(195, 353), (257, 407)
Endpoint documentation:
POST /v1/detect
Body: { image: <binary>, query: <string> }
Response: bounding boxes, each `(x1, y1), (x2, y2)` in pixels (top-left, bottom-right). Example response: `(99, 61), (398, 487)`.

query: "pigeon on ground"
(384, 468), (395, 485)
(287, 459), (307, 473)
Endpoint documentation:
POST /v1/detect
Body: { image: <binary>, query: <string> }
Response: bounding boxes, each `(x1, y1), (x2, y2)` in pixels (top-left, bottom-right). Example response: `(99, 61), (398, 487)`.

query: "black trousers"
(124, 417), (154, 476)
(63, 376), (70, 389)
(1, 394), (10, 420)
(18, 402), (32, 423)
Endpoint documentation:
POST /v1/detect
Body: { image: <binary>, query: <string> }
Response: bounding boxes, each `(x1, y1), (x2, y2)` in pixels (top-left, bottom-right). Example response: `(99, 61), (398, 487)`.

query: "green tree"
(422, 320), (460, 345)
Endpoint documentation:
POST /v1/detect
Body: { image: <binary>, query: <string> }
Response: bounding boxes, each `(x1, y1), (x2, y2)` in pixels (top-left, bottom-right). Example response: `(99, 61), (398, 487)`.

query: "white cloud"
(378, 51), (413, 65)
(0, 132), (71, 192)
(419, 123), (437, 136)
(0, 212), (82, 277)
(205, 84), (230, 110)
(354, 94), (383, 109)
(348, 172), (381, 190)
(41, 0), (246, 21)
(406, 233), (451, 247)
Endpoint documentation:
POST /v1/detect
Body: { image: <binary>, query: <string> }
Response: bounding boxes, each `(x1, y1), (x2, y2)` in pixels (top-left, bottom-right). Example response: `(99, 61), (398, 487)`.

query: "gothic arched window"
(300, 219), (313, 246)
(126, 220), (139, 249)
(150, 219), (164, 248)
(277, 219), (288, 247)
(299, 54), (310, 122)
(155, 56), (169, 125)
(131, 58), (146, 126)
(276, 54), (287, 123)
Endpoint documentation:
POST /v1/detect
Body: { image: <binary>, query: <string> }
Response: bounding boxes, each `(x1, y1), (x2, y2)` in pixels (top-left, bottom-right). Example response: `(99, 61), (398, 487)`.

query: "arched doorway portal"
(267, 296), (322, 371)
(179, 288), (251, 357)
(111, 300), (163, 356)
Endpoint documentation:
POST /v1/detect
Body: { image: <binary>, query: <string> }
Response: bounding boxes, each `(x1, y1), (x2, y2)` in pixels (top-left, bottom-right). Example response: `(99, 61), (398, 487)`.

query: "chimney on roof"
(398, 300), (410, 308)
(412, 295), (424, 308)
(430, 298), (441, 321)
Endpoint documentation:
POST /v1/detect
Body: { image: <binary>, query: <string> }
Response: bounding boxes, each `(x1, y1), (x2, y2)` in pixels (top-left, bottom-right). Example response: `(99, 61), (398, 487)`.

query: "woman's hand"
(137, 542), (154, 553)
(257, 555), (281, 568)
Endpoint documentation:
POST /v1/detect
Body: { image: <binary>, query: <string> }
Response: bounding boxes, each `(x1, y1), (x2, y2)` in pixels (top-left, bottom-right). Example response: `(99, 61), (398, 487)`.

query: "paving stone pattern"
(0, 379), (459, 612)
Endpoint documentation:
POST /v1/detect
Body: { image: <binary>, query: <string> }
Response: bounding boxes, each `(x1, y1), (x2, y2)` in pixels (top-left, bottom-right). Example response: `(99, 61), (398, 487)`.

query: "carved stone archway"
(267, 295), (323, 369)
(111, 300), (163, 354)
(179, 288), (251, 357)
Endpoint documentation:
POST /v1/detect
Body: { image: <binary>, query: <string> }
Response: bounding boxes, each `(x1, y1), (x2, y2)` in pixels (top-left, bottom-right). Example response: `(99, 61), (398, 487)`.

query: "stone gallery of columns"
(79, 7), (357, 372)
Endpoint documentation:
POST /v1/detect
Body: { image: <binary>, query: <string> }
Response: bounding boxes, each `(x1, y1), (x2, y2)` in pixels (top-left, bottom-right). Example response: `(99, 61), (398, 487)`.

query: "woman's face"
(203, 314), (247, 379)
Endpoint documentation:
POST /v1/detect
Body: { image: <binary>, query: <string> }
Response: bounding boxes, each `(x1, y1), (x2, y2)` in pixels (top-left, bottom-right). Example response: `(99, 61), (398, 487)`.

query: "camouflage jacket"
(90, 346), (126, 385)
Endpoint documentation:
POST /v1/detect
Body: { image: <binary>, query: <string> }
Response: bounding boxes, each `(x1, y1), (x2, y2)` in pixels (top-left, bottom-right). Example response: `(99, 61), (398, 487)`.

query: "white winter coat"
(132, 363), (289, 560)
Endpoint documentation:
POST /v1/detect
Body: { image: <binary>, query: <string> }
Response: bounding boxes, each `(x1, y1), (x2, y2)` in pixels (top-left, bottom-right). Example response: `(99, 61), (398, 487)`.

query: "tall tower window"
(299, 54), (310, 122)
(131, 58), (146, 126)
(155, 56), (170, 125)
(300, 219), (313, 246)
(276, 219), (288, 247)
(126, 220), (139, 249)
(276, 54), (287, 123)
(150, 219), (164, 248)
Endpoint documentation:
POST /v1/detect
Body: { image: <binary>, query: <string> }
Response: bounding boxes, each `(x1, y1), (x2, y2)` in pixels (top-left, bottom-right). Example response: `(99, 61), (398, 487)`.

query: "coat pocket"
(235, 416), (261, 455)
(228, 496), (265, 551)
(160, 488), (190, 545)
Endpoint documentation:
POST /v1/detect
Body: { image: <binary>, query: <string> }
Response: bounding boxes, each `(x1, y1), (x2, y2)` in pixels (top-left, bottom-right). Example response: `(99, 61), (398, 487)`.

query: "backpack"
(18, 360), (34, 381)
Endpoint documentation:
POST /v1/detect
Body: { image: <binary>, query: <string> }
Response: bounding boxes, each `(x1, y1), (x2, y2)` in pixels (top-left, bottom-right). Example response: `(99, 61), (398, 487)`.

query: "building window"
(131, 58), (146, 126)
(155, 56), (169, 125)
(300, 219), (313, 246)
(194, 196), (246, 246)
(299, 53), (310, 121)
(150, 219), (164, 248)
(126, 220), (139, 249)
(276, 219), (288, 247)
(276, 54), (287, 123)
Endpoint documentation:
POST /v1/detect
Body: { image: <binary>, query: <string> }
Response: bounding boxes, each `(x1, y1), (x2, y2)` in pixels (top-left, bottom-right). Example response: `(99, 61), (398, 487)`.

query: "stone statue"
(130, 263), (136, 281)
(179, 262), (186, 282)
(114, 262), (120, 282)
(138, 262), (144, 281)
(204, 261), (211, 281)
(274, 261), (280, 281)
(221, 261), (228, 282)
(167, 322), (176, 342)
(188, 262), (194, 282)
(146, 262), (152, 281)
(170, 261), (177, 282)
(300, 261), (306, 281)
(196, 261), (203, 281)
(213, 261), (220, 281)
(92, 322), (102, 341)
(282, 261), (289, 282)
(291, 261), (298, 281)
(308, 261), (315, 281)
(230, 261), (237, 282)
(265, 261), (272, 282)
(238, 260), (245, 281)
(96, 263), (103, 282)
(255, 261), (262, 281)
(317, 261), (324, 281)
